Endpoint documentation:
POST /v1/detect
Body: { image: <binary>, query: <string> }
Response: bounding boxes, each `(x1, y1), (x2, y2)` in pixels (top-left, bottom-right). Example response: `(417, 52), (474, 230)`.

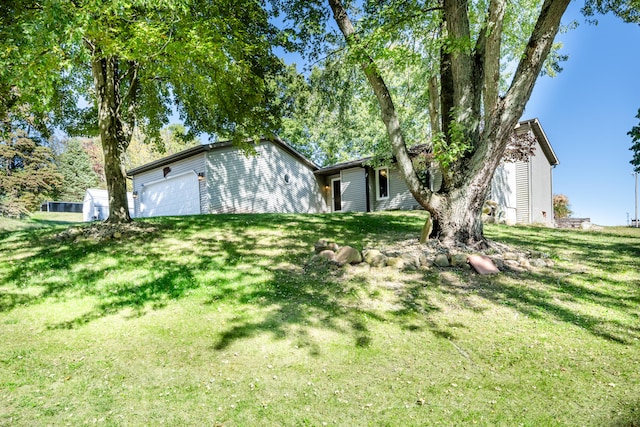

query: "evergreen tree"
(57, 138), (100, 202)
(0, 128), (63, 217)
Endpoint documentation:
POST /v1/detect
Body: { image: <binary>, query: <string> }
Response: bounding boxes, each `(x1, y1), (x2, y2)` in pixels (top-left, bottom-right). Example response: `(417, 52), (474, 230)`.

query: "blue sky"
(524, 2), (640, 225)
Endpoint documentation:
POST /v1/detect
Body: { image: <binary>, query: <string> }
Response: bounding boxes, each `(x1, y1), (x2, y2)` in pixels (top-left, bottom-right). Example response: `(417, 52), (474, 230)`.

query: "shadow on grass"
(2, 214), (638, 352)
(208, 264), (393, 352)
(0, 212), (437, 351)
(603, 397), (640, 427)
(428, 225), (640, 345)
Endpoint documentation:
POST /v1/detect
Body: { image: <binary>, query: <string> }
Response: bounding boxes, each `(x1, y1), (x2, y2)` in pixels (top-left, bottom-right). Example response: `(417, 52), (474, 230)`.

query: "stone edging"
(310, 238), (553, 274)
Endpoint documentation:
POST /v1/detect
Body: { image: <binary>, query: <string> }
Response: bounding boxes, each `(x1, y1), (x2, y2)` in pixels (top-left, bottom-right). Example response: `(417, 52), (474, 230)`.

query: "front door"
(331, 178), (342, 212)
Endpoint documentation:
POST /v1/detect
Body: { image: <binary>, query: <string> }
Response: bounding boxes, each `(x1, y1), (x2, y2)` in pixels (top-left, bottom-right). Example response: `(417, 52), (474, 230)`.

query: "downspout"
(364, 167), (371, 212)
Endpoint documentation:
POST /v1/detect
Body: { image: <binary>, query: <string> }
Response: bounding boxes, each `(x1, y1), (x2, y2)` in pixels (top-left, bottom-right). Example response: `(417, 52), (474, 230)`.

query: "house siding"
(340, 167), (367, 212)
(491, 163), (518, 225)
(131, 154), (206, 217)
(529, 139), (554, 225)
(515, 161), (530, 224)
(206, 141), (324, 214)
(374, 168), (417, 211)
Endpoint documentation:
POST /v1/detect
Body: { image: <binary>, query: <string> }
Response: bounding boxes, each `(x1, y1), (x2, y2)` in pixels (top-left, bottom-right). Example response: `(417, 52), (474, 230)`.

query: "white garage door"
(140, 172), (200, 217)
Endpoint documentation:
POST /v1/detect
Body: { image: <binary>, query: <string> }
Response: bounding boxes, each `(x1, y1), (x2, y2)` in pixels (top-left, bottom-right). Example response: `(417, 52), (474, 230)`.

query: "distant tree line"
(0, 123), (194, 218)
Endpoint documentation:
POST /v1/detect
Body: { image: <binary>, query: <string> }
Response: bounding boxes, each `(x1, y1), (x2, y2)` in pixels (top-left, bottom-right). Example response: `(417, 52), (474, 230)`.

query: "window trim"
(375, 167), (389, 201)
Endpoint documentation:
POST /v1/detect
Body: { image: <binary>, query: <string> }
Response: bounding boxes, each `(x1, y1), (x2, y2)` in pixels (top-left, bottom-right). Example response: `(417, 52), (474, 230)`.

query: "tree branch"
(326, 0), (433, 209)
(475, 0), (506, 120)
(503, 0), (571, 125)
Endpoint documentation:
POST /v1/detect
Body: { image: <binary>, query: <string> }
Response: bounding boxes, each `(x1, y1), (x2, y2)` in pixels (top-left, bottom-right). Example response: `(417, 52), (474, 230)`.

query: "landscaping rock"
(334, 246), (362, 266)
(400, 253), (421, 270)
(489, 257), (505, 270)
(504, 259), (524, 272)
(434, 253), (450, 267)
(530, 258), (548, 268)
(318, 250), (335, 261)
(386, 256), (405, 270)
(468, 255), (500, 275)
(450, 253), (469, 267)
(529, 250), (546, 259)
(363, 249), (388, 267)
(418, 253), (429, 266)
(309, 235), (554, 275)
(314, 239), (339, 253)
(503, 252), (519, 261)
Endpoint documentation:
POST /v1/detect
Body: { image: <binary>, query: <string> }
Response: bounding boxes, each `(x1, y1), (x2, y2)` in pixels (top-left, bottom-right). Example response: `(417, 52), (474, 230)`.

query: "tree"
(629, 110), (640, 173)
(2, 0), (284, 223)
(57, 138), (101, 202)
(79, 138), (107, 187)
(0, 128), (63, 217)
(279, 64), (389, 165)
(125, 124), (199, 171)
(553, 194), (573, 219)
(275, 0), (572, 246)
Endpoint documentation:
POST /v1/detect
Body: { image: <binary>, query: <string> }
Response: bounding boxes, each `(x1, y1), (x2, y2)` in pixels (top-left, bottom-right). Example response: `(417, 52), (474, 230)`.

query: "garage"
(139, 172), (200, 217)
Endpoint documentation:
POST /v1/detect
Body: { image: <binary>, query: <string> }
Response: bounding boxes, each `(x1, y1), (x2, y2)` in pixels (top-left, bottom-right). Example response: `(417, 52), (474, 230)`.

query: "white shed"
(83, 189), (134, 222)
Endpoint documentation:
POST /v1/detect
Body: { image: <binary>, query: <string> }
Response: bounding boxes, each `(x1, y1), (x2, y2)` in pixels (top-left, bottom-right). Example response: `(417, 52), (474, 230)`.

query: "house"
(490, 119), (559, 225)
(83, 188), (134, 222)
(127, 139), (325, 218)
(316, 118), (559, 226)
(126, 119), (558, 226)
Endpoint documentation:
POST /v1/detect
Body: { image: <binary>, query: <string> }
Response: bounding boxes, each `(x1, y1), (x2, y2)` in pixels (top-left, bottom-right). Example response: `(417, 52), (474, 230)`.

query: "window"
(375, 167), (389, 200)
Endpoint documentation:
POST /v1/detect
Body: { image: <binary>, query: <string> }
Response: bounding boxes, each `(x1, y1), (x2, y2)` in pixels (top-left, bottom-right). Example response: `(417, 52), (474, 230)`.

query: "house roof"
(314, 156), (372, 176)
(314, 118), (559, 176)
(516, 118), (559, 166)
(126, 137), (319, 176)
(127, 118), (558, 178)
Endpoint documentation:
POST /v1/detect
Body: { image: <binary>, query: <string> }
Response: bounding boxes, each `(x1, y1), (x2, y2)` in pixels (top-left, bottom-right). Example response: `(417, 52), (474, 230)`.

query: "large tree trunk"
(431, 188), (485, 247)
(91, 54), (132, 224)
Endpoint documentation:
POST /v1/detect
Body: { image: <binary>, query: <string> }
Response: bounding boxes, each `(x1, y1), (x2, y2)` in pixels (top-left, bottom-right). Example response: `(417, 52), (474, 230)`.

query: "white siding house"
(127, 138), (325, 218)
(490, 119), (558, 226)
(126, 119), (558, 226)
(315, 118), (558, 226)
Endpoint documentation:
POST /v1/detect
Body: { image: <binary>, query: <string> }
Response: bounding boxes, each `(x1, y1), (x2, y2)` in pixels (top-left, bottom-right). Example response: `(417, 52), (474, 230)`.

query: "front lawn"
(1, 212), (638, 426)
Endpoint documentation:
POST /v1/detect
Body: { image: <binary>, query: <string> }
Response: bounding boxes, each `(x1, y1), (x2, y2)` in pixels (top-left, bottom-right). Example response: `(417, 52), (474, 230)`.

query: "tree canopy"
(1, 0), (285, 222)
(630, 109), (640, 173)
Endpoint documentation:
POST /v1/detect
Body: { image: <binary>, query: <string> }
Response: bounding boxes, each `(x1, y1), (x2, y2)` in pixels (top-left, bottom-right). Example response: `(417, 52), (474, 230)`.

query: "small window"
(376, 167), (389, 200)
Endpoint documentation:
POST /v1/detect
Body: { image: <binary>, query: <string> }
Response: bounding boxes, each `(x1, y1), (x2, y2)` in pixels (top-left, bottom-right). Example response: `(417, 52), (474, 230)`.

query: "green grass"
(0, 211), (82, 232)
(1, 212), (639, 426)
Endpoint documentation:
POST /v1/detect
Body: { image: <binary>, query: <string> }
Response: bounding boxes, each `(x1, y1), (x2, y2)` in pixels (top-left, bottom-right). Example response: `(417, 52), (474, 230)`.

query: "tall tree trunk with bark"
(91, 53), (132, 224)
(328, 0), (570, 247)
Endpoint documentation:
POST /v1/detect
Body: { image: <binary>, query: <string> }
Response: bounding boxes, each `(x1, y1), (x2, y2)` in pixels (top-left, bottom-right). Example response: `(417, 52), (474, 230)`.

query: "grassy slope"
(0, 212), (639, 426)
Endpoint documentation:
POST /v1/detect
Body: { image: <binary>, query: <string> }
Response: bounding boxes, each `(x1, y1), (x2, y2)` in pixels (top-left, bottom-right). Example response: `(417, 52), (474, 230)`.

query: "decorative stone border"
(310, 238), (553, 274)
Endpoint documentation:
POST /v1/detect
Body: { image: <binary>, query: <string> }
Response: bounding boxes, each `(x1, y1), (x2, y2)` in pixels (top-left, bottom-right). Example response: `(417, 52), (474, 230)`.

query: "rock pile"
(55, 223), (158, 243)
(310, 237), (553, 274)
